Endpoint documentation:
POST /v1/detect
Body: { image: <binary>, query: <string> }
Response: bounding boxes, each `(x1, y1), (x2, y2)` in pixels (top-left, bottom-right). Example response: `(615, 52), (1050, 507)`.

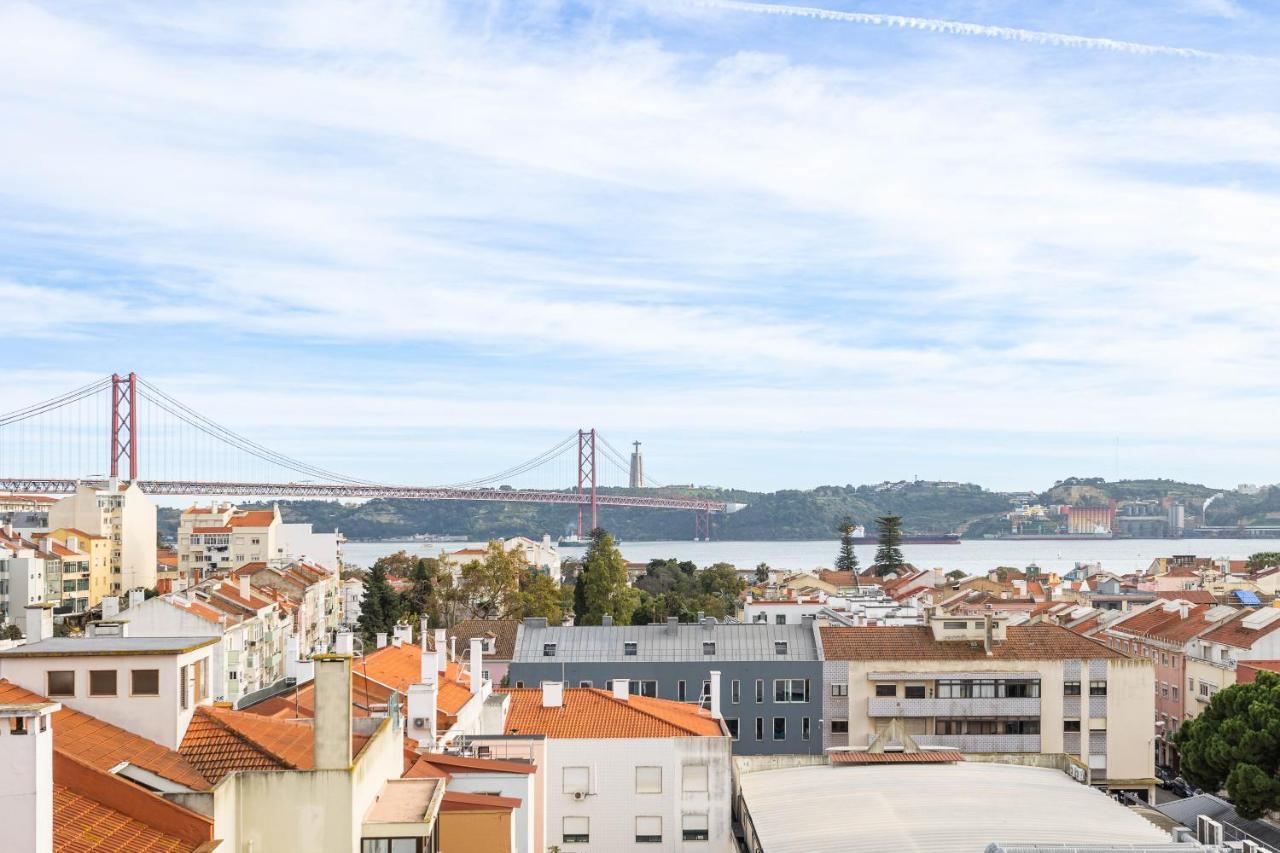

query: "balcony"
(922, 734), (1041, 753)
(868, 697), (1040, 718)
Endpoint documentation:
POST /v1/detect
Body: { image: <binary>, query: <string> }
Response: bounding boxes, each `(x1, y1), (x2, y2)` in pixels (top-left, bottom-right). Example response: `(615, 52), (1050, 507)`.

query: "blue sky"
(3, 0), (1280, 493)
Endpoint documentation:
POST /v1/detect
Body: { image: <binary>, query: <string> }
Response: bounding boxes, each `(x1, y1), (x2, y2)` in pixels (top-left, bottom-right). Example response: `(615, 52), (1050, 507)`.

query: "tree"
(459, 541), (524, 620)
(357, 561), (402, 643)
(1174, 671), (1280, 818)
(872, 515), (906, 577)
(573, 528), (638, 625)
(401, 557), (439, 622)
(835, 517), (861, 590)
(370, 550), (418, 578)
(518, 570), (564, 623)
(945, 569), (966, 582)
(1, 624), (21, 641)
(754, 562), (770, 585)
(1247, 552), (1280, 572)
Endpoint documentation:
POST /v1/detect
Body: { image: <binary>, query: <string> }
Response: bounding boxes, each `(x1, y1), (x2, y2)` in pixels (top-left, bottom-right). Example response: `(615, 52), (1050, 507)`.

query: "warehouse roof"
(513, 619), (820, 662)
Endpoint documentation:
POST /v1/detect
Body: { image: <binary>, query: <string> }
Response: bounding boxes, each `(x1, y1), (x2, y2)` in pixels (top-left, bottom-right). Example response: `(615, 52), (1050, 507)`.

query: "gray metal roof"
(0, 636), (219, 657)
(1155, 794), (1280, 851)
(513, 620), (821, 662)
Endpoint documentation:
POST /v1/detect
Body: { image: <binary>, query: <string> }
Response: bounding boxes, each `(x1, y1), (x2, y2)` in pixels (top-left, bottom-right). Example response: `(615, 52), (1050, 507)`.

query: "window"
(755, 679), (764, 703)
(1000, 680), (1040, 698)
(967, 720), (996, 735)
(1064, 680), (1081, 696)
(631, 680), (658, 698)
(1089, 680), (1107, 696)
(360, 840), (419, 853)
(755, 717), (764, 741)
(703, 641), (716, 655)
(725, 718), (740, 739)
(683, 814), (710, 842)
(542, 643), (556, 657)
(774, 641), (788, 655)
(179, 665), (189, 710)
(773, 717), (787, 740)
(678, 680), (687, 702)
(701, 680), (711, 702)
(514, 681), (524, 688)
(731, 679), (741, 704)
(562, 766), (589, 794)
(636, 766), (662, 794)
(132, 669), (160, 696)
(936, 719), (963, 735)
(831, 682), (849, 697)
(875, 684), (897, 697)
(1064, 719), (1081, 732)
(47, 671), (75, 697)
(943, 620), (968, 629)
(1172, 686), (1180, 700)
(904, 685), (926, 699)
(775, 679), (810, 703)
(1002, 719), (1040, 734)
(89, 669), (117, 697)
(831, 719), (849, 734)
(9, 717), (27, 735)
(802, 717), (811, 740)
(193, 658), (207, 703)
(1160, 683), (1169, 698)
(624, 641), (637, 656)
(578, 680), (592, 688)
(563, 817), (589, 844)
(636, 816), (662, 843)
(775, 614), (786, 625)
(683, 764), (709, 792)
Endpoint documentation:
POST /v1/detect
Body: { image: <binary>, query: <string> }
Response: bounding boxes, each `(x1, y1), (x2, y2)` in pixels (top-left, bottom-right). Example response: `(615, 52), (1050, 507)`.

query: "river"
(341, 537), (1277, 575)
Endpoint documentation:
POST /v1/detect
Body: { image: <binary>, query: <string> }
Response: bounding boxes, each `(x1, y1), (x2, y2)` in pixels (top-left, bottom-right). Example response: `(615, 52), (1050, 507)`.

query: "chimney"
(408, 675), (438, 749)
(612, 678), (629, 701)
(542, 681), (564, 708)
(393, 623), (412, 646)
(697, 610), (705, 624)
(666, 616), (679, 635)
(434, 629), (447, 673)
(0, 701), (59, 853)
(420, 617), (430, 648)
(709, 670), (722, 720)
(469, 637), (484, 695)
(602, 614), (613, 627)
(24, 605), (52, 643)
(127, 588), (144, 609)
(376, 632), (388, 649)
(313, 656), (352, 771)
(983, 614), (994, 656)
(101, 596), (119, 619)
(285, 636), (300, 680)
(334, 631), (353, 656)
(450, 635), (457, 662)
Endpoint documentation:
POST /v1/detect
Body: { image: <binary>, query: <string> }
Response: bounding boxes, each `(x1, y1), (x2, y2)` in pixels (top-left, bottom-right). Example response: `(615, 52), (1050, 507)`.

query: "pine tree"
(754, 562), (770, 584)
(872, 515), (906, 577)
(575, 528), (638, 625)
(401, 557), (437, 622)
(835, 518), (860, 589)
(357, 561), (401, 643)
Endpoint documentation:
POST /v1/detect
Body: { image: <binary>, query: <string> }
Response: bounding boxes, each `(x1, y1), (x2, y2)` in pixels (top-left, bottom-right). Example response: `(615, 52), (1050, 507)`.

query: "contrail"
(684, 0), (1237, 60)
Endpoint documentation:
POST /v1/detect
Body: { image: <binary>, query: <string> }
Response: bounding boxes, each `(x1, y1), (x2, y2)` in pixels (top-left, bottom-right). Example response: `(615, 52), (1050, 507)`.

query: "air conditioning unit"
(1241, 841), (1261, 853)
(572, 790), (587, 801)
(1197, 816), (1224, 846)
(412, 717), (427, 729)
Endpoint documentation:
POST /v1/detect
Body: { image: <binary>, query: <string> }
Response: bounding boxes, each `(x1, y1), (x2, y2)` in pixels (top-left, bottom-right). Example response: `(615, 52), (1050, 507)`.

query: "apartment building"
(442, 536), (561, 582)
(0, 529), (45, 625)
(1099, 599), (1239, 767)
(509, 617), (824, 755)
(178, 503), (281, 575)
(820, 613), (1155, 797)
(38, 529), (111, 608)
(0, 606), (217, 750)
(470, 680), (733, 852)
(48, 480), (157, 593)
(235, 559), (341, 654)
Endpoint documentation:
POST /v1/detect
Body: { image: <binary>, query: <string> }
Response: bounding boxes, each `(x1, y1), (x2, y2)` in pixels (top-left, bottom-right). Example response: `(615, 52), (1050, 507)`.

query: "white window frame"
(562, 766), (589, 794)
(635, 765), (662, 794)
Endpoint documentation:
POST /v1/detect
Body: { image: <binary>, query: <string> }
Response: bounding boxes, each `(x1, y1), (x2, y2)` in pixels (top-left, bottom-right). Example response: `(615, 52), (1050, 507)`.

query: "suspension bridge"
(0, 373), (731, 539)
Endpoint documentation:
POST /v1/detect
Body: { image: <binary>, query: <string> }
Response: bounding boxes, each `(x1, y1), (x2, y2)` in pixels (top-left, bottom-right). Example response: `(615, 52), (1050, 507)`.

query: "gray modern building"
(508, 616), (824, 755)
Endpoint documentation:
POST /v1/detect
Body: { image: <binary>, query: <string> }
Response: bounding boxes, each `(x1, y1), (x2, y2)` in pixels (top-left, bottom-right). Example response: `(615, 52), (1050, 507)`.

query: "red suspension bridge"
(0, 373), (730, 539)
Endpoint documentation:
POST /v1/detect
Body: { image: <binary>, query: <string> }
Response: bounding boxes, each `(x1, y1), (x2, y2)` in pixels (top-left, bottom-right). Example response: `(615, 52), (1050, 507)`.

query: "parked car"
(1155, 765), (1175, 788)
(1169, 777), (1199, 798)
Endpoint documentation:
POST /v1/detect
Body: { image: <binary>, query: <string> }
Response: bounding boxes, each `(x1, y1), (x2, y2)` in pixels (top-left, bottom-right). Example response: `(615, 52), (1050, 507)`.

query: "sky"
(3, 0), (1280, 494)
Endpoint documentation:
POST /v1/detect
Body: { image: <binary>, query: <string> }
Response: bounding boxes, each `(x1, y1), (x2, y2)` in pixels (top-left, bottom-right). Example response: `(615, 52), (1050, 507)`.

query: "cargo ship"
(844, 525), (960, 545)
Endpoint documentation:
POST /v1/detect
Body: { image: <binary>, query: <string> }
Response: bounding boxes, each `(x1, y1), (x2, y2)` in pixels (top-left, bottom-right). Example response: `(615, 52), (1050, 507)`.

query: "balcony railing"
(922, 734), (1042, 752)
(868, 697), (1041, 718)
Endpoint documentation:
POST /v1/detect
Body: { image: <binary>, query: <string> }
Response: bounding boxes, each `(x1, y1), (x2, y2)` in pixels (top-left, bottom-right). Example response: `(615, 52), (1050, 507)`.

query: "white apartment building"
(48, 480), (157, 594)
(0, 529), (45, 626)
(277, 521), (344, 572)
(236, 560), (340, 655)
(0, 606), (216, 750)
(342, 577), (364, 628)
(178, 504), (280, 576)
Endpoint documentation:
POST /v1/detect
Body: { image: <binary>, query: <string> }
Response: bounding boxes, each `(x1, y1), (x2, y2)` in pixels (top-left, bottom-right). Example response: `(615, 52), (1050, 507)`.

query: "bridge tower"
(109, 372), (138, 481)
(628, 441), (644, 488)
(576, 429), (597, 539)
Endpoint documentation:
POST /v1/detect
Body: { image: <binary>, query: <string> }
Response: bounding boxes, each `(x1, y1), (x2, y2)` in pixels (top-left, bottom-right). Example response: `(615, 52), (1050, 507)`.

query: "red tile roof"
(439, 791), (522, 811)
(179, 705), (370, 784)
(500, 688), (724, 738)
(1237, 660), (1280, 683)
(228, 510), (277, 528)
(819, 625), (1127, 661)
(191, 526), (232, 534)
(404, 752), (536, 780)
(830, 750), (964, 764)
(448, 620), (520, 661)
(1156, 590), (1217, 604)
(1104, 602), (1224, 645)
(0, 680), (209, 790)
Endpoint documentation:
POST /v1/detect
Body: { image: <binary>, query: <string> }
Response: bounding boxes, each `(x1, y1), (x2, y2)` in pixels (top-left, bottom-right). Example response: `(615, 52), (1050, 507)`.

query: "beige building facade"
(48, 481), (157, 594)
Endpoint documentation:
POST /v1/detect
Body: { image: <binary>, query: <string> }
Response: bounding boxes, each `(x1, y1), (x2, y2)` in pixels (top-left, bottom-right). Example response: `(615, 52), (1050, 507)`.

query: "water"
(341, 537), (1277, 575)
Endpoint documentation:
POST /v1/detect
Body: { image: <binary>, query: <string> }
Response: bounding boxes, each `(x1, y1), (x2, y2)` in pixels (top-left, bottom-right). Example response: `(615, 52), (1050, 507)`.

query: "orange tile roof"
(439, 790), (522, 811)
(830, 750), (964, 764)
(406, 752), (536, 778)
(228, 510), (276, 528)
(191, 526), (232, 534)
(156, 551), (178, 568)
(360, 643), (474, 716)
(500, 688), (723, 738)
(180, 705), (370, 784)
(1155, 590), (1217, 604)
(1104, 602), (1223, 644)
(819, 625), (1127, 661)
(0, 680), (209, 790)
(53, 784), (197, 852)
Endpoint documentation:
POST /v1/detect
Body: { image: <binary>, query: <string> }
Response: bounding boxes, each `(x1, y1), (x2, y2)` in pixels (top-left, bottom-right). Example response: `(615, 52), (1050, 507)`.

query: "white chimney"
(285, 636), (300, 680)
(709, 670), (722, 720)
(435, 628), (447, 673)
(612, 678), (629, 701)
(0, 701), (59, 853)
(542, 681), (564, 708)
(469, 637), (484, 695)
(127, 588), (144, 609)
(101, 596), (119, 619)
(24, 605), (52, 643)
(239, 574), (251, 601)
(393, 623), (413, 645)
(334, 631), (354, 656)
(420, 617), (430, 648)
(408, 676), (438, 749)
(376, 632), (388, 649)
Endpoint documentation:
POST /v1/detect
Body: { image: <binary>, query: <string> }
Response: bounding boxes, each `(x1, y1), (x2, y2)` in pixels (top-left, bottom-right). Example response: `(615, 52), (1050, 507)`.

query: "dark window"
(1002, 719), (1040, 734)
(631, 680), (658, 698)
(831, 683), (849, 697)
(755, 717), (764, 740)
(875, 684), (897, 697)
(47, 671), (75, 697)
(1090, 680), (1107, 696)
(725, 718), (740, 740)
(967, 719), (996, 735)
(775, 679), (809, 703)
(936, 719), (963, 735)
(774, 641), (788, 655)
(1064, 681), (1081, 696)
(904, 685), (926, 699)
(775, 615), (785, 625)
(179, 664), (189, 710)
(515, 681), (524, 688)
(1000, 680), (1040, 698)
(131, 669), (160, 696)
(831, 719), (849, 734)
(542, 643), (556, 657)
(773, 717), (786, 740)
(802, 717), (811, 740)
(1064, 720), (1081, 732)
(678, 680), (687, 702)
(703, 641), (716, 655)
(89, 669), (117, 697)
(578, 680), (592, 688)
(755, 679), (764, 703)
(731, 680), (741, 704)
(624, 641), (637, 656)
